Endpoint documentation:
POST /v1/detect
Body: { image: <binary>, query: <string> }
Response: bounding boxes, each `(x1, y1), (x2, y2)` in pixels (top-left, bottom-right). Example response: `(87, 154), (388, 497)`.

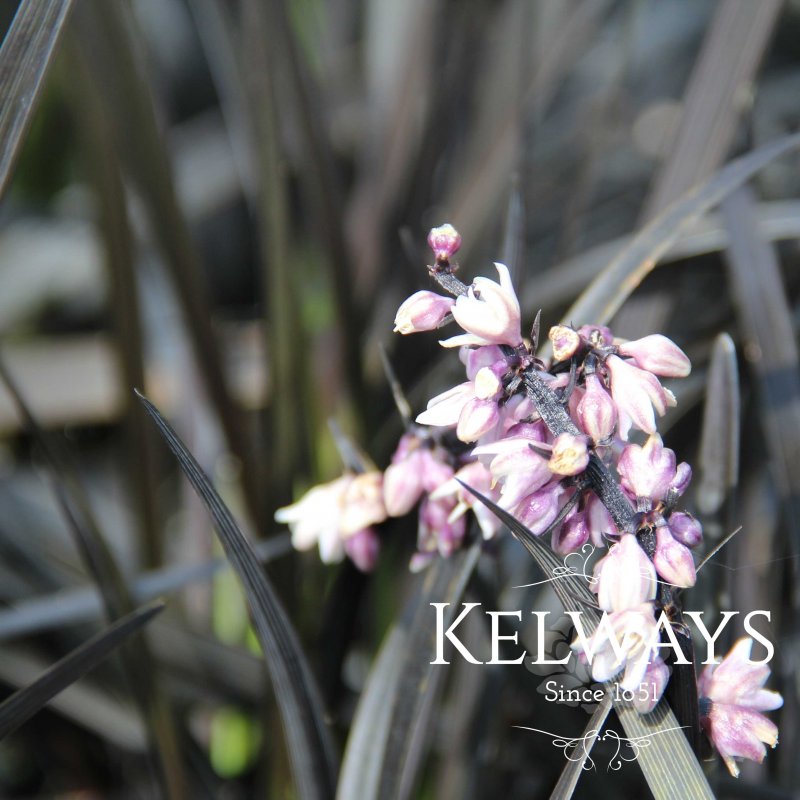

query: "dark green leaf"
(137, 390), (338, 800)
(0, 602), (163, 740)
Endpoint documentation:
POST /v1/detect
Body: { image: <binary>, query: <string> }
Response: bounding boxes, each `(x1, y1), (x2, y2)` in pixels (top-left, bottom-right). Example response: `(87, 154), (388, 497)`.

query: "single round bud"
(428, 223), (462, 262)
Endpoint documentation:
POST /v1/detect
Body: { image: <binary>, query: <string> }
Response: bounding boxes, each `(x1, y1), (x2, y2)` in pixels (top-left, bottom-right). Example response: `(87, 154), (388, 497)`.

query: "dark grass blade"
(697, 333), (740, 516)
(73, 0), (265, 532)
(549, 691), (612, 800)
(0, 0), (75, 199)
(461, 483), (714, 799)
(722, 186), (800, 553)
(0, 358), (187, 798)
(559, 132), (800, 334)
(642, 0), (781, 220)
(0, 601), (163, 740)
(0, 535), (291, 642)
(337, 628), (407, 800)
(375, 542), (481, 800)
(136, 391), (338, 800)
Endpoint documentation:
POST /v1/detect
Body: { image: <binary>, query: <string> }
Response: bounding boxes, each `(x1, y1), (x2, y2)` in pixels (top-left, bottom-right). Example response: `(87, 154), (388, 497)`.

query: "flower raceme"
(272, 223), (780, 776)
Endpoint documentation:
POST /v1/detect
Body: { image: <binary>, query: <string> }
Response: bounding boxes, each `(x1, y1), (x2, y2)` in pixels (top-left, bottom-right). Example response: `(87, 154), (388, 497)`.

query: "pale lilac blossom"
(698, 638), (783, 777)
(618, 334), (691, 378)
(440, 263), (522, 348)
(393, 290), (454, 334)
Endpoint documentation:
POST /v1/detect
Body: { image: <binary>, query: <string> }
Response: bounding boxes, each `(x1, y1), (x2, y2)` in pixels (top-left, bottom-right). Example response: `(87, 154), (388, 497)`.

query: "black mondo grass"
(136, 390), (338, 800)
(0, 601), (164, 741)
(2, 2), (799, 798)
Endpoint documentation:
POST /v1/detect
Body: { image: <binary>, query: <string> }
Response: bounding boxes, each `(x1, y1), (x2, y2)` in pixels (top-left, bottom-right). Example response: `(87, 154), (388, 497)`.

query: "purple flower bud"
(577, 373), (617, 443)
(633, 657), (670, 713)
(670, 462), (692, 496)
(548, 432), (589, 476)
(344, 527), (380, 572)
(553, 512), (589, 555)
(548, 325), (581, 362)
(618, 435), (677, 504)
(618, 334), (691, 378)
(428, 223), (462, 262)
(594, 533), (657, 611)
(653, 524), (696, 587)
(457, 397), (500, 442)
(606, 355), (674, 440)
(383, 453), (424, 516)
(514, 482), (564, 535)
(393, 290), (455, 334)
(420, 450), (455, 493)
(668, 512), (703, 548)
(440, 263), (522, 348)
(418, 496), (466, 557)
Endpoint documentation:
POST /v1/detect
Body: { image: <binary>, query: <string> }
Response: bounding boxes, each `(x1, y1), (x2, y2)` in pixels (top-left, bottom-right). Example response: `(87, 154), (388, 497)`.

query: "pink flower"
(416, 382), (474, 428)
(593, 533), (657, 612)
(618, 334), (690, 378)
(383, 435), (453, 516)
(430, 461), (501, 540)
(275, 476), (353, 563)
(428, 223), (462, 262)
(577, 373), (617, 443)
(617, 435), (677, 505)
(633, 657), (670, 713)
(512, 482), (564, 535)
(418, 496), (466, 557)
(339, 471), (388, 535)
(440, 263), (522, 348)
(573, 603), (660, 691)
(456, 397), (501, 442)
(393, 291), (454, 334)
(698, 638), (783, 778)
(606, 355), (675, 440)
(585, 493), (619, 547)
(668, 512), (703, 548)
(652, 523), (696, 588)
(344, 528), (380, 572)
(552, 511), (589, 555)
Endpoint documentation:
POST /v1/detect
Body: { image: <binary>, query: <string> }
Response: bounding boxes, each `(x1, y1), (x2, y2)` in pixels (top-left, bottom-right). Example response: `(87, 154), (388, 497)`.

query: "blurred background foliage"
(1, 0), (800, 797)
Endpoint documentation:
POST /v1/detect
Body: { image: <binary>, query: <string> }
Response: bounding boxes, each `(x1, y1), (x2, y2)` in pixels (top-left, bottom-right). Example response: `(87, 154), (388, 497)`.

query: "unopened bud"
(394, 290), (455, 334)
(577, 373), (617, 442)
(653, 525), (696, 588)
(344, 528), (380, 572)
(428, 223), (462, 262)
(668, 512), (703, 548)
(618, 334), (691, 378)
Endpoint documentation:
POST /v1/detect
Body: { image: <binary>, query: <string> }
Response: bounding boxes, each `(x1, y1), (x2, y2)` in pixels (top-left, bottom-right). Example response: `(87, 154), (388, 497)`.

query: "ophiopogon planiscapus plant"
(275, 223), (782, 779)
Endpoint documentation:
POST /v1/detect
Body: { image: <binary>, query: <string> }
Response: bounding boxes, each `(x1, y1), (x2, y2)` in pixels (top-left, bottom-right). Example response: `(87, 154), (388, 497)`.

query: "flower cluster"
(274, 223), (782, 775)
